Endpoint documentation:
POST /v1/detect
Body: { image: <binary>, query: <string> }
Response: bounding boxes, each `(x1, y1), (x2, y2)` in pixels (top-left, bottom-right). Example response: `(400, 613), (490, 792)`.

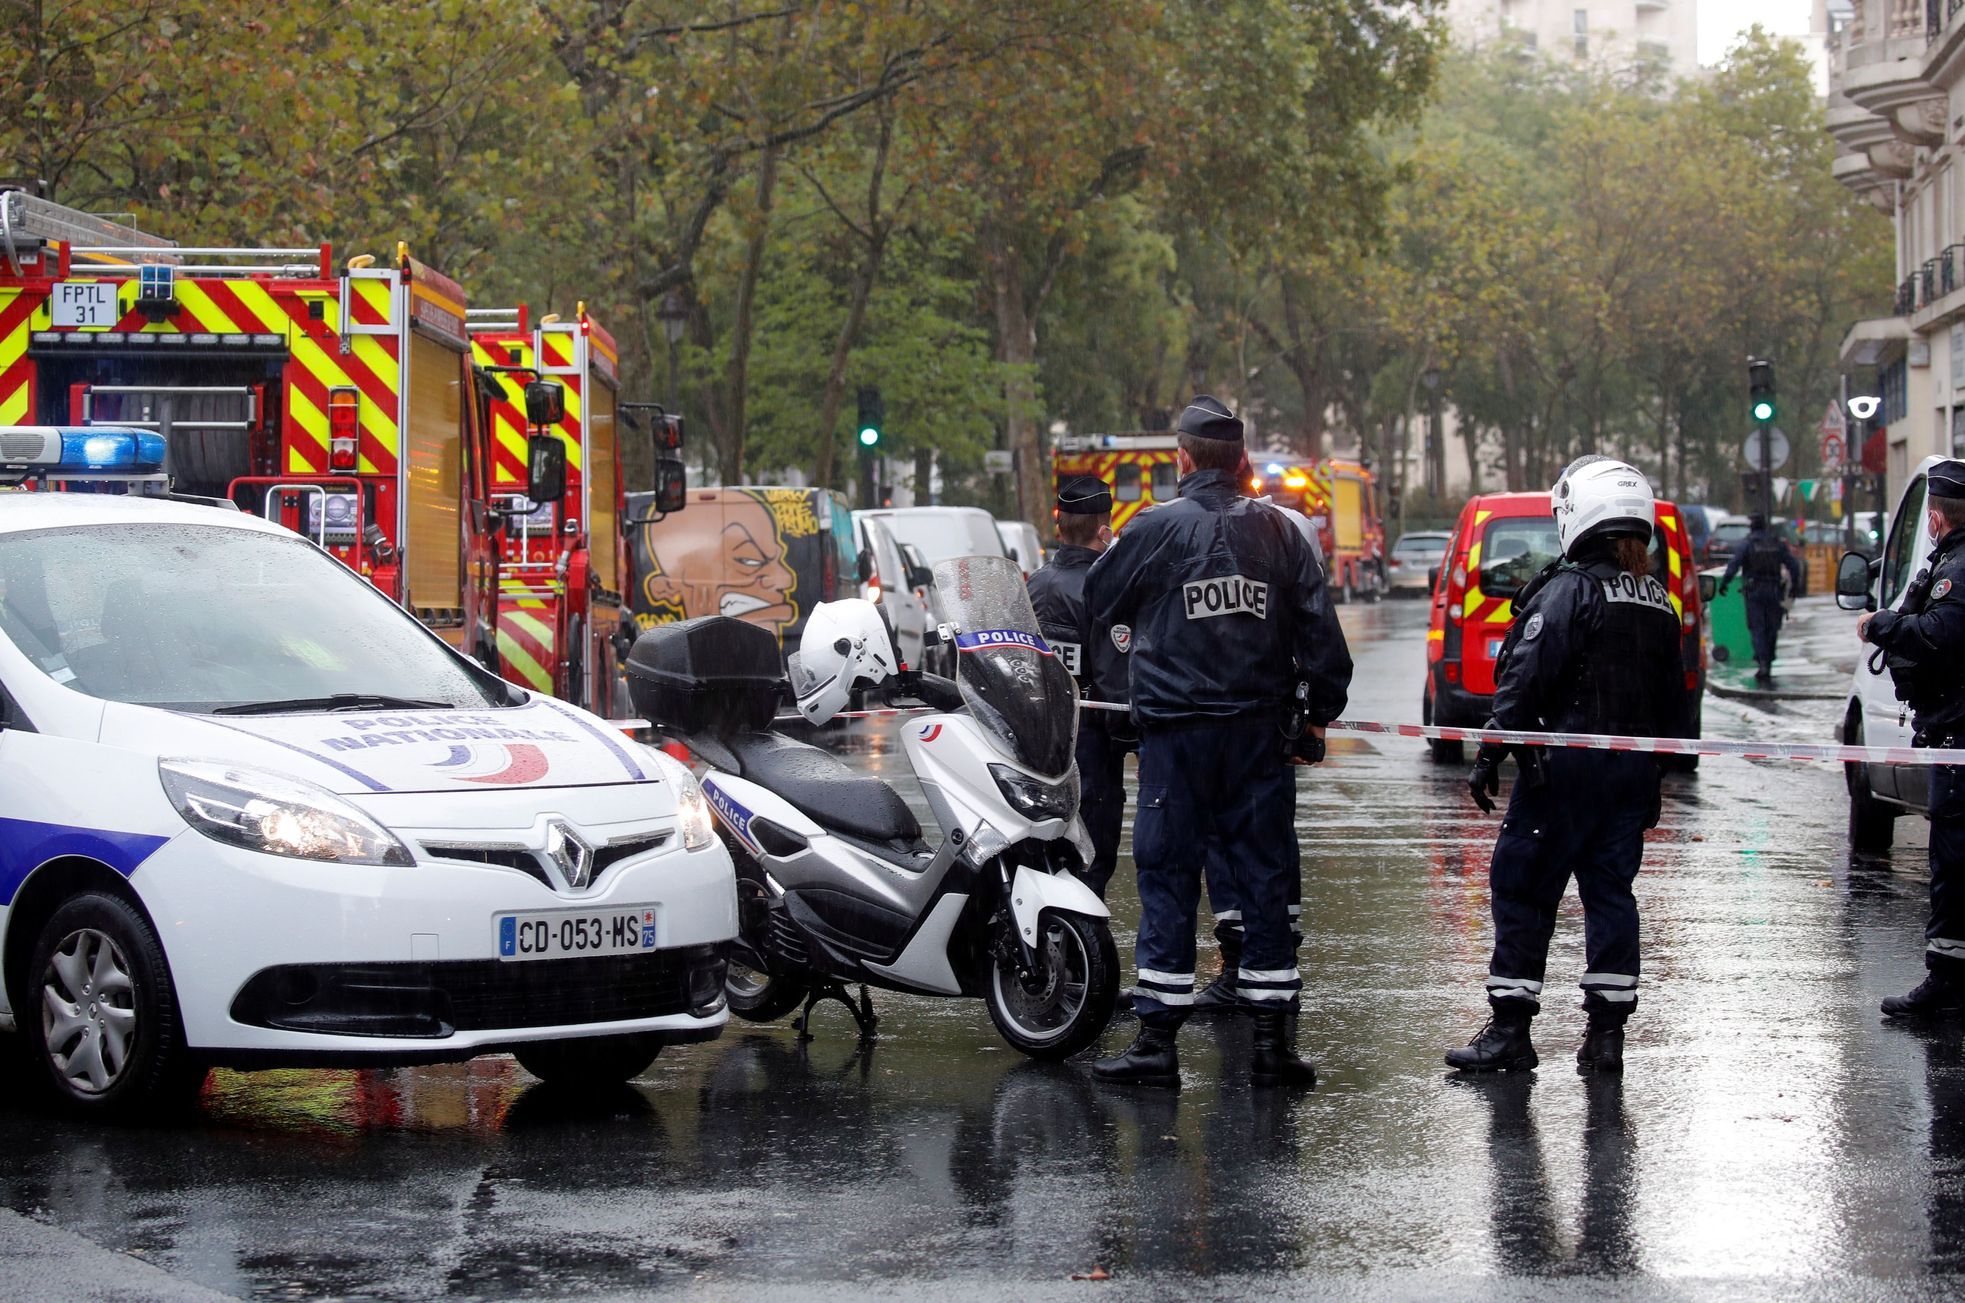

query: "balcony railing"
(1897, 274), (1919, 315)
(1945, 244), (1965, 296)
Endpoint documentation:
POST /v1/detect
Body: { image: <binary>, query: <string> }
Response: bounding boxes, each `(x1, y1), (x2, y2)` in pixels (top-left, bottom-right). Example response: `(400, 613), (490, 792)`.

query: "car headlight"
(645, 746), (716, 851)
(989, 763), (1079, 822)
(159, 759), (413, 866)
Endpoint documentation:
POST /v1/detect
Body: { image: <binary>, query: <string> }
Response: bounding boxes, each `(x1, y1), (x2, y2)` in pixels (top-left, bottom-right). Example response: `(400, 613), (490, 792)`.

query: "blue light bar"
(0, 426), (165, 474)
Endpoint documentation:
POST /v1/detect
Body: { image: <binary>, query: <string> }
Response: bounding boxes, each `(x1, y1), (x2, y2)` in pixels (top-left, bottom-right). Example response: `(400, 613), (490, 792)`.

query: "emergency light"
(0, 426), (165, 474)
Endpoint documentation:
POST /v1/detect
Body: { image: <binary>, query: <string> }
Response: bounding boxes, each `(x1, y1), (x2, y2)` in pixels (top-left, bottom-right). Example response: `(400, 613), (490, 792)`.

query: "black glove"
(1467, 746), (1504, 814)
(1717, 581), (1730, 597)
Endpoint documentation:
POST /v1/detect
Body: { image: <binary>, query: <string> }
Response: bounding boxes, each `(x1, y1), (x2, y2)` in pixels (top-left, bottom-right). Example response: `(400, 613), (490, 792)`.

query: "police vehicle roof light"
(0, 426), (166, 474)
(1266, 463), (1283, 475)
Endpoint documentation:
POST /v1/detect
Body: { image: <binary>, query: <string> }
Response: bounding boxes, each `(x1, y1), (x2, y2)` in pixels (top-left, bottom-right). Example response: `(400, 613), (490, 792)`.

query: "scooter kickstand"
(853, 983), (878, 1039)
(794, 981), (872, 1042)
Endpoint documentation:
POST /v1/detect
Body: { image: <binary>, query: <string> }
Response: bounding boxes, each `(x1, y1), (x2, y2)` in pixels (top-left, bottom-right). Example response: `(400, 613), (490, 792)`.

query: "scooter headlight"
(645, 746), (716, 851)
(989, 764), (1079, 822)
(159, 759), (413, 866)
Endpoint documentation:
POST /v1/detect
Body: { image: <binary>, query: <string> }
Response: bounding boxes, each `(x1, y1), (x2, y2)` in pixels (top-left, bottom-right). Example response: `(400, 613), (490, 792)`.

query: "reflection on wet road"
(5, 598), (1962, 1296)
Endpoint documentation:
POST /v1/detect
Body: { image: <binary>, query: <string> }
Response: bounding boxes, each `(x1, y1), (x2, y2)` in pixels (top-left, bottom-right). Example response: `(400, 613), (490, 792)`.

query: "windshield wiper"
(211, 693), (456, 716)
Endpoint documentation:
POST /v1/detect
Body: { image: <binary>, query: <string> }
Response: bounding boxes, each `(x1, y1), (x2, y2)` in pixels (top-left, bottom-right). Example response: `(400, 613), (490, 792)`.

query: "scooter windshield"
(933, 555), (1078, 777)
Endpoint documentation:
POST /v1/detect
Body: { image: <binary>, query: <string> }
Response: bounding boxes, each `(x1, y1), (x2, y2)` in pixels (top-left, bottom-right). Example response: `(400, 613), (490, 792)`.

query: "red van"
(1421, 491), (1706, 766)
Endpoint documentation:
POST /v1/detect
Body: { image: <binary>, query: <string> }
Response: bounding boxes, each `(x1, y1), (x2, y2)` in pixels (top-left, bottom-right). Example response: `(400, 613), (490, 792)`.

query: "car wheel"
(1663, 701), (1702, 773)
(1423, 693), (1464, 764)
(1846, 713), (1899, 853)
(514, 1033), (662, 1085)
(26, 892), (205, 1117)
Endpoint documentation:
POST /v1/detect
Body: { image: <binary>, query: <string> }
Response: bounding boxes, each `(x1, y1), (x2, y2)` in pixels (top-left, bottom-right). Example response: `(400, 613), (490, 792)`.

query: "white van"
(0, 437), (736, 1116)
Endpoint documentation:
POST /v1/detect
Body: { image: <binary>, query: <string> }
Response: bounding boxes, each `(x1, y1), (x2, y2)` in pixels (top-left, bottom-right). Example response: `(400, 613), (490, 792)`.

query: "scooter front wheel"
(726, 960), (809, 1023)
(985, 912), (1118, 1060)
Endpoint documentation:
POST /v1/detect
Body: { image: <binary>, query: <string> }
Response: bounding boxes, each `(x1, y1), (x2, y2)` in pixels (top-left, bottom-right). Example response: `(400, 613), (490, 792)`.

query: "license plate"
(50, 281), (118, 328)
(1486, 638), (1504, 658)
(496, 907), (656, 962)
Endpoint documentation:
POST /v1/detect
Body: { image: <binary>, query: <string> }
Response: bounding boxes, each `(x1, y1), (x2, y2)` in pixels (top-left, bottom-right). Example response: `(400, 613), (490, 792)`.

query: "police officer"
(1448, 456), (1686, 1075)
(1861, 460), (1965, 1017)
(1086, 396), (1352, 1088)
(1026, 475), (1127, 898)
(1719, 512), (1803, 684)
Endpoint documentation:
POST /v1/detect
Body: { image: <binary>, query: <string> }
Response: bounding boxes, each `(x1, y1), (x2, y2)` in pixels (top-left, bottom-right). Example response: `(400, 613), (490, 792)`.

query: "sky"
(1699, 0), (1816, 65)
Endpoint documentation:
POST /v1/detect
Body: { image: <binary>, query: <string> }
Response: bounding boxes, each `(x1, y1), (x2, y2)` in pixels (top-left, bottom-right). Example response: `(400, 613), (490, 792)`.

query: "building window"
(1953, 406), (1965, 457)
(1113, 462), (1142, 503)
(1573, 8), (1588, 56)
(1882, 358), (1909, 426)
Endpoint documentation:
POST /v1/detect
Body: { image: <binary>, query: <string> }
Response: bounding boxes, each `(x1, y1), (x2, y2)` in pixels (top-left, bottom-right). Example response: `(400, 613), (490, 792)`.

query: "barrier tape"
(748, 699), (1965, 767)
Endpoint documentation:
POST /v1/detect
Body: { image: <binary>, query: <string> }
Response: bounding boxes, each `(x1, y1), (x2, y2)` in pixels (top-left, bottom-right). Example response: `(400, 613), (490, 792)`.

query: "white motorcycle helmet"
(1551, 454), (1655, 558)
(787, 598), (899, 726)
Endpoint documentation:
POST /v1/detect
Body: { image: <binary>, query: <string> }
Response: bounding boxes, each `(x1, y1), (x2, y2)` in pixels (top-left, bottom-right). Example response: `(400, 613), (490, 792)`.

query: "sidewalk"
(1705, 595), (1856, 702)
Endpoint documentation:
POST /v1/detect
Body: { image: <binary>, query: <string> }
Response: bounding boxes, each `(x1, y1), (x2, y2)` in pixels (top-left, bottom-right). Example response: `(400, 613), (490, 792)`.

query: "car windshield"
(1713, 523), (1748, 543)
(0, 523), (503, 713)
(932, 554), (1077, 776)
(1395, 535), (1448, 558)
(874, 511), (1008, 566)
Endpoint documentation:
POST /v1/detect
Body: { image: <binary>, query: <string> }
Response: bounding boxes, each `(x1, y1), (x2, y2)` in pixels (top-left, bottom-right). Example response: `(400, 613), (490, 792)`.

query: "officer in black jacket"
(1719, 513), (1803, 684)
(1025, 475), (1127, 898)
(1862, 460), (1965, 1017)
(1086, 396), (1352, 1089)
(1448, 456), (1687, 1076)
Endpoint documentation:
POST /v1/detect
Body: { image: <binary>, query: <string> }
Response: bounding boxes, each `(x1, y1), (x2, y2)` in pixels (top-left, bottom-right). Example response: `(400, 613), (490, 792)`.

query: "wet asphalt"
(3, 597), (1960, 1300)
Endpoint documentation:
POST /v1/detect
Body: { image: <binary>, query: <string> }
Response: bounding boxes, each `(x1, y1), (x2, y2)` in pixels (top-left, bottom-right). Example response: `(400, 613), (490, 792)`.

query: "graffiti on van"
(631, 488), (821, 640)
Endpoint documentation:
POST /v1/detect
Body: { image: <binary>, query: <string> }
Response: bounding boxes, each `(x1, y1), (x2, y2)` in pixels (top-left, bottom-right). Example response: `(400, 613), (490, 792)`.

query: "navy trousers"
(1074, 718), (1127, 899)
(1745, 589), (1784, 670)
(1132, 718), (1300, 1027)
(1928, 763), (1965, 975)
(1485, 750), (1657, 1020)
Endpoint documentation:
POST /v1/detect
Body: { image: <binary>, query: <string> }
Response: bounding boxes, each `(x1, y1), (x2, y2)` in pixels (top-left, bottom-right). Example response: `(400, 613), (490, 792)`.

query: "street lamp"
(656, 290), (688, 412)
(1421, 363), (1443, 501)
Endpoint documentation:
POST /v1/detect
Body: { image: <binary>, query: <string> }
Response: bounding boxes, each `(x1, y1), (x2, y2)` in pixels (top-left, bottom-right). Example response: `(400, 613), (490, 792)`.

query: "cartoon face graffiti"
(639, 490), (802, 636)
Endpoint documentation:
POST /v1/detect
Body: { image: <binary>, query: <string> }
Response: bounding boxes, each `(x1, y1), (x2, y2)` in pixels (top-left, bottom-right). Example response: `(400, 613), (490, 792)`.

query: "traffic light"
(856, 385), (884, 449)
(1748, 358), (1776, 425)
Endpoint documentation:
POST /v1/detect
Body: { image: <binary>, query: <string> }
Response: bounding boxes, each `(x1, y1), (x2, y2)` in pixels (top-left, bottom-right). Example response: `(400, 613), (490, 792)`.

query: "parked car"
(1677, 504), (1720, 563)
(1839, 455), (1947, 850)
(1703, 514), (1749, 567)
(1386, 531), (1452, 596)
(1424, 492), (1706, 767)
(997, 520), (1045, 578)
(856, 506), (1010, 568)
(855, 514), (933, 672)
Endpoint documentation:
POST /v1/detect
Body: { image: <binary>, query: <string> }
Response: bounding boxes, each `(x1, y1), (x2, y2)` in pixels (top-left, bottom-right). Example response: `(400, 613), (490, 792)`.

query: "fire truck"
(0, 189), (679, 713)
(1051, 433), (1387, 601)
(467, 303), (629, 714)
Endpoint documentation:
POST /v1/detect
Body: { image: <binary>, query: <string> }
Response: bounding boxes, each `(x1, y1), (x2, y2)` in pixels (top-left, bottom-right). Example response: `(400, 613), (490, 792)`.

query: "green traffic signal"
(1752, 399), (1775, 422)
(858, 426), (879, 447)
(855, 384), (884, 450)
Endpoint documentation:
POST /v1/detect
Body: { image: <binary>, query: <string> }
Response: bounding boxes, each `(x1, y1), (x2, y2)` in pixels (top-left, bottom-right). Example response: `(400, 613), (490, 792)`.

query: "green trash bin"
(1701, 565), (1753, 673)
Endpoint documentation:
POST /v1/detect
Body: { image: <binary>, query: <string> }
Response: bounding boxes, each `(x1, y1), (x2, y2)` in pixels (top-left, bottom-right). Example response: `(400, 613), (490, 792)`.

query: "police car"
(0, 429), (736, 1116)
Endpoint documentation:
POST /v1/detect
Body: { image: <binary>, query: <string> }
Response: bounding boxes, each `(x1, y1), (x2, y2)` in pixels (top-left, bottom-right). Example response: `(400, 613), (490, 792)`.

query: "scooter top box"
(627, 616), (784, 736)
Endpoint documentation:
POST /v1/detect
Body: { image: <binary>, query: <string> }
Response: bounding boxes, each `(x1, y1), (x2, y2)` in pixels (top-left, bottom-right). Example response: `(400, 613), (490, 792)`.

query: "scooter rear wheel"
(726, 961), (809, 1023)
(985, 913), (1118, 1060)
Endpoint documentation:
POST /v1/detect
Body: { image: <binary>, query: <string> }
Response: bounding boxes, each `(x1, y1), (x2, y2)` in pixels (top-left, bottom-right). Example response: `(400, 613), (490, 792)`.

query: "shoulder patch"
(1937, 578), (1954, 601)
(1110, 623), (1133, 653)
(1522, 612), (1544, 641)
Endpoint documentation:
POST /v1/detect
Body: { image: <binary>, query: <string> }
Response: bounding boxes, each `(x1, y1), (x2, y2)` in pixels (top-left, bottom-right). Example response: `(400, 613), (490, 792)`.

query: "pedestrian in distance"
(1859, 459), (1965, 1017)
(1085, 395), (1352, 1089)
(1025, 475), (1129, 899)
(1450, 456), (1687, 1075)
(1719, 512), (1803, 684)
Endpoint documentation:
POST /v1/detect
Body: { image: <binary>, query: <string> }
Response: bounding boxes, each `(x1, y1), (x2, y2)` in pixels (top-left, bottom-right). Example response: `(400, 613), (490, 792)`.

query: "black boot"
(1094, 1023), (1180, 1086)
(1445, 1004), (1538, 1072)
(1576, 1014), (1626, 1073)
(1882, 972), (1965, 1019)
(1250, 1008), (1317, 1089)
(1192, 928), (1242, 1011)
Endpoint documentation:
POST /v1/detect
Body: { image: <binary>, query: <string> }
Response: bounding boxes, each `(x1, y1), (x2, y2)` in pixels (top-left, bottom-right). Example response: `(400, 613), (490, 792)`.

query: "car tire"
(514, 1033), (662, 1085)
(1846, 713), (1899, 853)
(1423, 694), (1464, 764)
(25, 892), (206, 1118)
(1663, 702), (1702, 773)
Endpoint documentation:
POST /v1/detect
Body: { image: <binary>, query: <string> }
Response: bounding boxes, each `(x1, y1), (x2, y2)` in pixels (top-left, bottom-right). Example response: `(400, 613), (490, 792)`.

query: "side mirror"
(1836, 550), (1876, 612)
(907, 563), (933, 591)
(857, 550), (875, 585)
(524, 380), (565, 427)
(654, 456), (687, 516)
(526, 434), (567, 504)
(1698, 573), (1717, 603)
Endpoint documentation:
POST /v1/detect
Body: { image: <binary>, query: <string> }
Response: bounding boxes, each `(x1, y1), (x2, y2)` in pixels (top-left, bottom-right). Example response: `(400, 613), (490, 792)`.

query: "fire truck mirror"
(527, 434), (567, 504)
(524, 380), (566, 428)
(654, 457), (687, 516)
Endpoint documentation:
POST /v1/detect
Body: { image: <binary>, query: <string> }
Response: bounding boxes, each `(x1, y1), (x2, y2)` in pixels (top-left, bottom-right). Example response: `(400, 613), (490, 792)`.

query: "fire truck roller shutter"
(405, 332), (465, 636)
(589, 381), (619, 598)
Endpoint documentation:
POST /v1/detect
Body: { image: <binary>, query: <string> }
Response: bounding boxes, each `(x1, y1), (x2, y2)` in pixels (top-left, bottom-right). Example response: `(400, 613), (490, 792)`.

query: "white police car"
(0, 429), (736, 1116)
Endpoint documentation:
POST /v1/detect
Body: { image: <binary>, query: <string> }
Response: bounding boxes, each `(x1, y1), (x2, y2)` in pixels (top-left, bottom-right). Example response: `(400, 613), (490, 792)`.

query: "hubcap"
(726, 961), (772, 1000)
(991, 920), (1090, 1044)
(40, 928), (138, 1095)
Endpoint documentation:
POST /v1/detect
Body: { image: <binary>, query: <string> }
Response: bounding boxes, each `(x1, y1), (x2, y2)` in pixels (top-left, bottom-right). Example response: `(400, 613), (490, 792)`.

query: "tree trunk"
(1461, 417), (1482, 495)
(1279, 276), (1326, 461)
(987, 233), (1042, 526)
(914, 445), (933, 503)
(812, 112), (897, 492)
(719, 142), (780, 485)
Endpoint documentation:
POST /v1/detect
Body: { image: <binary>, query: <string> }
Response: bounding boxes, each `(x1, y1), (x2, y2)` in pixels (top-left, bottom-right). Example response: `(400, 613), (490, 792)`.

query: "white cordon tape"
(778, 699), (1965, 767)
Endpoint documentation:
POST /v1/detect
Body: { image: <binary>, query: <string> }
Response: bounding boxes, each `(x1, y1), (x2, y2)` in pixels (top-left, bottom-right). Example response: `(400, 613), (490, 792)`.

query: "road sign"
(984, 450), (1013, 475)
(1817, 400), (1845, 438)
(1742, 426), (1790, 470)
(1820, 431), (1846, 475)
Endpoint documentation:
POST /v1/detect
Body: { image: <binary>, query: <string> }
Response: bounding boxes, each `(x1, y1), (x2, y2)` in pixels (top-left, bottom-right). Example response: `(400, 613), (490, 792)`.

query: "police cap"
(1931, 459), (1965, 499)
(1177, 394), (1243, 442)
(1056, 475), (1112, 515)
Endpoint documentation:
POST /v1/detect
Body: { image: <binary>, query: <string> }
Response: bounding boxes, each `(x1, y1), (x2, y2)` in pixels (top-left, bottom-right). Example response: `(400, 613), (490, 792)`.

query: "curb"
(1707, 680), (1845, 703)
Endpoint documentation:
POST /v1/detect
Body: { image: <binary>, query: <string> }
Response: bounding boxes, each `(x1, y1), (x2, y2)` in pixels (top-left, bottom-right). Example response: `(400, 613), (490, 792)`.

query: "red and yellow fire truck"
(467, 303), (627, 714)
(1051, 434), (1387, 600)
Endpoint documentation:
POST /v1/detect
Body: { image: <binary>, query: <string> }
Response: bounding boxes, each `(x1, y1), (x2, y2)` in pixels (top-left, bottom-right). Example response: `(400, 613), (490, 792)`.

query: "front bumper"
(130, 828), (738, 1060)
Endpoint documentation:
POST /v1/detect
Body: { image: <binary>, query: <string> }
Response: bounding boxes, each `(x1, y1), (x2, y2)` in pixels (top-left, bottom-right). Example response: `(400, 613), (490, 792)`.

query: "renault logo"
(543, 819), (596, 891)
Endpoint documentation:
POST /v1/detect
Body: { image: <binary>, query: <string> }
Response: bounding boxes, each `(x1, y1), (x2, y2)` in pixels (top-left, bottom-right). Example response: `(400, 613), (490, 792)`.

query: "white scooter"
(626, 554), (1118, 1059)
